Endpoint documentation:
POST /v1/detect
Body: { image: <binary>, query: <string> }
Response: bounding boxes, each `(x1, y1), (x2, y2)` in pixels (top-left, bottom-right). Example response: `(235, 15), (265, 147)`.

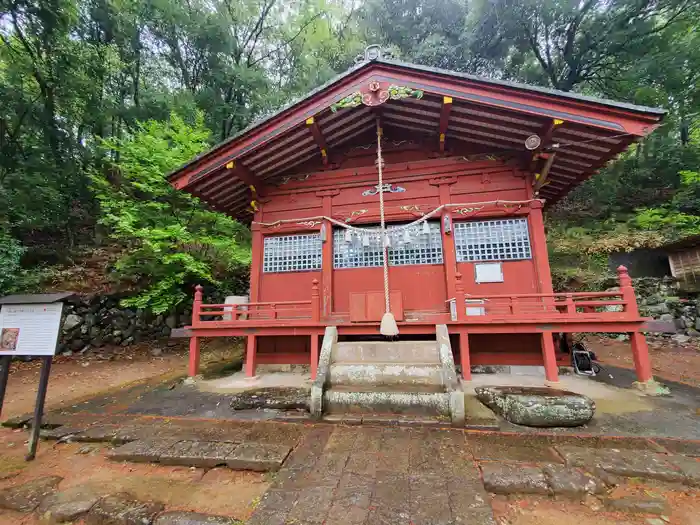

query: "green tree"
(91, 113), (251, 313)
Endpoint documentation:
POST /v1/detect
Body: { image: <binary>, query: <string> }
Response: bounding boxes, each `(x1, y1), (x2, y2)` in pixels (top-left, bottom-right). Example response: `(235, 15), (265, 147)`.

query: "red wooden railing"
(451, 265), (640, 321)
(190, 266), (641, 328)
(191, 279), (321, 327)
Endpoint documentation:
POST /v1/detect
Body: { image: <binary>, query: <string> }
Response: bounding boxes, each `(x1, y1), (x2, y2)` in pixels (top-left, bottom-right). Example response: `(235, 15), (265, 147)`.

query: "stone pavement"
(248, 425), (495, 525)
(3, 415), (700, 524)
(246, 425), (700, 525)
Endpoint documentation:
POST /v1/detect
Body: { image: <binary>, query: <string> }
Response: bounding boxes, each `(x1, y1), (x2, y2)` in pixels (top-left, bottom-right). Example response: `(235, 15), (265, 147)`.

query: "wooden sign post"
(0, 293), (74, 460)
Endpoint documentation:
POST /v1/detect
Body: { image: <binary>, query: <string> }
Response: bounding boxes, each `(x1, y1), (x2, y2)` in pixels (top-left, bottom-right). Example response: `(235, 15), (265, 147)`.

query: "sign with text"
(0, 303), (63, 356)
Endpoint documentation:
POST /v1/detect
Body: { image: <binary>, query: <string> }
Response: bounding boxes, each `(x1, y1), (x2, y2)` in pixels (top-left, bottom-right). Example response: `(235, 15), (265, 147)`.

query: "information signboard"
(0, 293), (73, 461)
(0, 303), (63, 356)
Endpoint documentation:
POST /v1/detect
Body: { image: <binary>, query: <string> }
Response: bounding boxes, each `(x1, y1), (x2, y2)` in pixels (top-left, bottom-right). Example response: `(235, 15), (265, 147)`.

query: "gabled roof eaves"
(381, 58), (666, 116)
(168, 58), (665, 182)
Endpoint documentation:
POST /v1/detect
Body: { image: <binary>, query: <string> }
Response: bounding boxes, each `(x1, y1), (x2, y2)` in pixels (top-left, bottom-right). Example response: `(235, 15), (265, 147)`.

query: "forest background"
(1, 0), (699, 312)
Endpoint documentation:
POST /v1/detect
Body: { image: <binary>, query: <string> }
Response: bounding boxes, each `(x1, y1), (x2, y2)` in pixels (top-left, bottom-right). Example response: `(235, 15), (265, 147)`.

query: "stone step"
(327, 383), (445, 394)
(107, 439), (291, 471)
(329, 363), (445, 391)
(323, 389), (450, 416)
(333, 341), (439, 364)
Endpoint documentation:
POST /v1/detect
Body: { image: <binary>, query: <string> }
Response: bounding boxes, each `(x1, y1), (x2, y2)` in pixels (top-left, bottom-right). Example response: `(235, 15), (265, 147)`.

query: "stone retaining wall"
(633, 277), (700, 343)
(58, 294), (191, 354)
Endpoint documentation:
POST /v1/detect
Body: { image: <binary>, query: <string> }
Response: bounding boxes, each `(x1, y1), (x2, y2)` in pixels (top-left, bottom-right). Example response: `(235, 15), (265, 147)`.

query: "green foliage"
(91, 114), (251, 313)
(1, 0), (700, 300)
(0, 232), (25, 295)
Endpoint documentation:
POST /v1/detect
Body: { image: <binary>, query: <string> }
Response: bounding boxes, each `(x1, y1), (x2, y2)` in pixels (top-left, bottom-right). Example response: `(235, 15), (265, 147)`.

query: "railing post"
(455, 273), (466, 321)
(192, 284), (203, 327)
(617, 265), (639, 317)
(311, 279), (321, 322)
(270, 303), (277, 320)
(510, 296), (521, 316)
(565, 293), (575, 315)
(188, 284), (203, 377)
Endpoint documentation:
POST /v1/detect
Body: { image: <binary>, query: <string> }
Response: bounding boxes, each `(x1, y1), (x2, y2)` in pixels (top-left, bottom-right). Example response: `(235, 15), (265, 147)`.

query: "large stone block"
(475, 386), (595, 427)
(226, 442), (291, 472)
(481, 464), (549, 495)
(0, 476), (63, 512)
(107, 439), (181, 463)
(85, 492), (163, 525)
(37, 486), (103, 524)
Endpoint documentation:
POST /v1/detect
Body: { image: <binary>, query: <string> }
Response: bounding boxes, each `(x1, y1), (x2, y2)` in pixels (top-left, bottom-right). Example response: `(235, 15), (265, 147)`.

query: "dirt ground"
(587, 335), (700, 388)
(0, 337), (243, 420)
(0, 427), (268, 524)
(492, 489), (700, 525)
(0, 346), (188, 420)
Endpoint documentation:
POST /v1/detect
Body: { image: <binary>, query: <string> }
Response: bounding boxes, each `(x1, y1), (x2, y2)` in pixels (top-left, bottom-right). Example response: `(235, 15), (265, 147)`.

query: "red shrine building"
(169, 47), (664, 388)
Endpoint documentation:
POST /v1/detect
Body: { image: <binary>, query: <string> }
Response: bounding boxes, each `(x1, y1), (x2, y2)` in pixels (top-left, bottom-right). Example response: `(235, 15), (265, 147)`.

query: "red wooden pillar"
(629, 331), (653, 383)
(245, 335), (257, 377)
(528, 200), (554, 295)
(541, 331), (559, 383)
(617, 265), (652, 382)
(437, 183), (457, 301)
(310, 333), (319, 380)
(188, 336), (200, 377)
(250, 225), (263, 303)
(458, 329), (471, 380)
(320, 193), (335, 318)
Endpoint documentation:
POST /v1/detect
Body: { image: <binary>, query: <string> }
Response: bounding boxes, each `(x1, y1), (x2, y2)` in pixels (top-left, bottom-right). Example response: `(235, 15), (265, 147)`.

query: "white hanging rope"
(376, 123), (391, 314)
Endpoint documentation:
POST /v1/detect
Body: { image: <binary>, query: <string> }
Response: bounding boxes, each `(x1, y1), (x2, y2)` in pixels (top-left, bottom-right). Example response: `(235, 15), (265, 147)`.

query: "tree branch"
(248, 11), (325, 67)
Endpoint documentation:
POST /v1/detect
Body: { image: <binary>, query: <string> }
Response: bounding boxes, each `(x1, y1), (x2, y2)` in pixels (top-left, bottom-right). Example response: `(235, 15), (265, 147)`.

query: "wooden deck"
(185, 266), (654, 385)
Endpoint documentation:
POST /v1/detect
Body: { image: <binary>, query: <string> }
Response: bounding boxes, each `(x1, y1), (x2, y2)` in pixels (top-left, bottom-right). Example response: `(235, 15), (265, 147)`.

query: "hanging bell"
(383, 234), (391, 248)
(422, 221), (431, 235)
(344, 229), (353, 243)
(362, 235), (370, 247)
(403, 229), (411, 244)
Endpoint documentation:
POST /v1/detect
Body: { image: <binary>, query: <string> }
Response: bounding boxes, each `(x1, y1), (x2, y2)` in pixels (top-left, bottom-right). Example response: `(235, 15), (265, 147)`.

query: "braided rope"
(375, 124), (391, 314)
(253, 199), (537, 229)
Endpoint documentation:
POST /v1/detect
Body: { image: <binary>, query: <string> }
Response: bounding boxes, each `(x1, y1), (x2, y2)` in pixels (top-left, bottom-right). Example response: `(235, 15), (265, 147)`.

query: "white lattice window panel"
(454, 219), (532, 262)
(263, 234), (322, 273)
(333, 222), (443, 269)
(388, 222), (443, 266)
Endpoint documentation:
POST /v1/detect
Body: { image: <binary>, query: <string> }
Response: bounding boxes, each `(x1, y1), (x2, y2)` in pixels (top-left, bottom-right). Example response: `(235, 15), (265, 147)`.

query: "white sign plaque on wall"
(0, 303), (63, 356)
(475, 262), (504, 284)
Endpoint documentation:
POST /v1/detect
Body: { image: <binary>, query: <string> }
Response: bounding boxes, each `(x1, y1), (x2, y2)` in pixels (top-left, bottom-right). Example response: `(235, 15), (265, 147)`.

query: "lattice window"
(389, 222), (443, 266)
(333, 222), (443, 269)
(454, 218), (532, 262)
(263, 234), (322, 273)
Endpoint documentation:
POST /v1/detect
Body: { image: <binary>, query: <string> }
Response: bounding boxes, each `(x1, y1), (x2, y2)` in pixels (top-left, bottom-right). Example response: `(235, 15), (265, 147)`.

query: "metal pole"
(26, 356), (52, 461)
(0, 355), (11, 421)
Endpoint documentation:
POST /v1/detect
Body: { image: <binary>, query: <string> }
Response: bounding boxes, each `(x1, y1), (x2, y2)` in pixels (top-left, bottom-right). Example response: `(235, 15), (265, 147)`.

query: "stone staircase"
(311, 326), (465, 425)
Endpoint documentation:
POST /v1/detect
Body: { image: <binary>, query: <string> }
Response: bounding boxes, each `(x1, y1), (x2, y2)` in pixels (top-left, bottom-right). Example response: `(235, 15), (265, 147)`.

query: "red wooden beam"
(225, 160), (267, 197)
(533, 152), (557, 195)
(528, 118), (564, 173)
(306, 117), (329, 166)
(438, 96), (453, 152)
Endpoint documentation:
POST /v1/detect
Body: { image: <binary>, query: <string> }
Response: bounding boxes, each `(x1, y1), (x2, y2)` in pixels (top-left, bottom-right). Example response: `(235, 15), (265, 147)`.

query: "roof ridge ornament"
(355, 44), (393, 64)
